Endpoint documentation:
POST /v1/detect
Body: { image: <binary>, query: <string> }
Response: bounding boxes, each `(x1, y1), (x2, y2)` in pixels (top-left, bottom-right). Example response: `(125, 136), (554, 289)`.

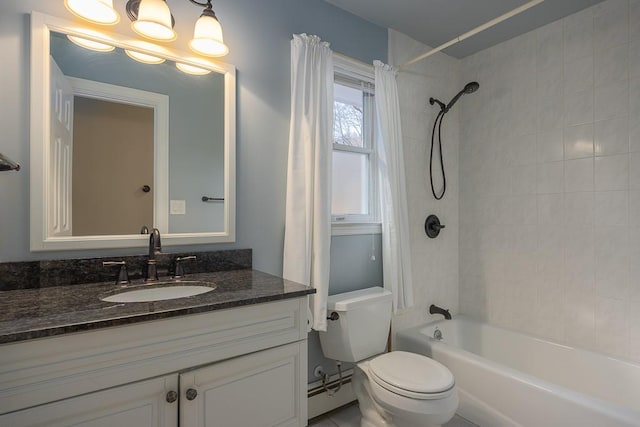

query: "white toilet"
(319, 287), (458, 427)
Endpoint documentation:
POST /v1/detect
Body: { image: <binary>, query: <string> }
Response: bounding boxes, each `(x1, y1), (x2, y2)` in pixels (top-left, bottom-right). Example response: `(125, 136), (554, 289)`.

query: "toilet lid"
(368, 351), (454, 396)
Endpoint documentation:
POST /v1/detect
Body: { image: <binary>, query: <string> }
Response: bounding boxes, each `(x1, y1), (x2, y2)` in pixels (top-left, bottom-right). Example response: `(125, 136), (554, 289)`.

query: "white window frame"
(331, 54), (381, 236)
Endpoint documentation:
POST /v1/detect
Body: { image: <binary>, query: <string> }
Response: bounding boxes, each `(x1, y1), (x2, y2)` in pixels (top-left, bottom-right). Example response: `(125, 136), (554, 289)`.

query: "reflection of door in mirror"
(72, 96), (154, 236)
(49, 57), (73, 237)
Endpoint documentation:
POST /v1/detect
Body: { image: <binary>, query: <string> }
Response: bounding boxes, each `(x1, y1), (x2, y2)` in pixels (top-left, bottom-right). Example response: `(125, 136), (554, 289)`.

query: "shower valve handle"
(425, 215), (445, 238)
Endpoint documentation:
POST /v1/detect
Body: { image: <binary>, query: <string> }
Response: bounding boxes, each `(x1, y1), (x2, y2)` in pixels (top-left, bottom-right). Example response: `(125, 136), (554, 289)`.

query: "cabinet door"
(180, 341), (307, 427)
(0, 375), (178, 427)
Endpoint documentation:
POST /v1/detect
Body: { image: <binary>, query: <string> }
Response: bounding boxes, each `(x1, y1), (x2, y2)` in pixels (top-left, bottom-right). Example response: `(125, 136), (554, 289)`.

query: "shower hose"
(430, 110), (446, 200)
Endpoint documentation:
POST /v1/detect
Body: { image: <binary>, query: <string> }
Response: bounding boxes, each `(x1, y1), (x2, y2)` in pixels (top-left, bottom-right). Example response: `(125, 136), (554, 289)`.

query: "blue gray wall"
(0, 0), (387, 267)
(308, 234), (383, 382)
(0, 0), (387, 383)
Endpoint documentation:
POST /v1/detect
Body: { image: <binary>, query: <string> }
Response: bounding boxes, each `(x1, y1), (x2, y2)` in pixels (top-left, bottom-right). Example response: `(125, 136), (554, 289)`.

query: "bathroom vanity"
(0, 268), (313, 427)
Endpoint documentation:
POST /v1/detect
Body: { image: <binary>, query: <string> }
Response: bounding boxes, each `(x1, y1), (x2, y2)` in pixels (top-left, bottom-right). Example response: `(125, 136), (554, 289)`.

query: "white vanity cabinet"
(0, 297), (309, 427)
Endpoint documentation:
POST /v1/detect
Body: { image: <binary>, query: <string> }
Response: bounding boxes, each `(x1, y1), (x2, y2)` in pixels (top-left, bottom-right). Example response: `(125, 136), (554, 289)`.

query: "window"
(331, 55), (380, 235)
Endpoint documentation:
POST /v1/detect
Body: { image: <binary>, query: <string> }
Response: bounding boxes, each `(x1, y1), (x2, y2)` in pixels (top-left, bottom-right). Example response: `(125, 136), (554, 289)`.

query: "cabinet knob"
(166, 390), (178, 403)
(186, 388), (198, 401)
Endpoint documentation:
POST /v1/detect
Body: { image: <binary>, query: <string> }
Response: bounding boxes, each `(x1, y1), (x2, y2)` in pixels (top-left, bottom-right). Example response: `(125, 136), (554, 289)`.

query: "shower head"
(444, 81), (479, 113)
(463, 81), (480, 94)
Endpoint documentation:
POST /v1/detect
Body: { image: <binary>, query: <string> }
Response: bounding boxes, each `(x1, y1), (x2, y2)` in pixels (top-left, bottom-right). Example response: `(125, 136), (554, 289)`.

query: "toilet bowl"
(318, 287), (458, 427)
(354, 352), (458, 427)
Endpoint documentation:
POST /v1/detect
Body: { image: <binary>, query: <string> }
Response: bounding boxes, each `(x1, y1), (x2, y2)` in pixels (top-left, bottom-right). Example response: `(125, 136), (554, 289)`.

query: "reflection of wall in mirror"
(50, 32), (225, 234)
(73, 97), (154, 236)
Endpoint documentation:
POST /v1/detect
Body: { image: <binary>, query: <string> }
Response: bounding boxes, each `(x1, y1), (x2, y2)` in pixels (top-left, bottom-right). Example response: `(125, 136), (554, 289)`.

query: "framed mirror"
(30, 12), (235, 251)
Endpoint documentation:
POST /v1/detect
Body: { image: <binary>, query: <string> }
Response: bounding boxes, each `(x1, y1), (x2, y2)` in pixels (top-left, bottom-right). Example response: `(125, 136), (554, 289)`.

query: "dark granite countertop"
(0, 269), (314, 345)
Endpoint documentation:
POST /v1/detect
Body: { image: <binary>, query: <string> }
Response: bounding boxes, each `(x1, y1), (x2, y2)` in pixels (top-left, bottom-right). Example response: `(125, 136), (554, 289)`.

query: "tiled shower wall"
(459, 0), (640, 362)
(389, 30), (461, 333)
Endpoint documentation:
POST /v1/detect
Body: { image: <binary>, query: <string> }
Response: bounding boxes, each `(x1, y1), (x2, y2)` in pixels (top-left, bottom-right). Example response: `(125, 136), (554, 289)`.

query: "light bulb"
(64, 0), (120, 25)
(132, 0), (176, 41)
(189, 12), (229, 57)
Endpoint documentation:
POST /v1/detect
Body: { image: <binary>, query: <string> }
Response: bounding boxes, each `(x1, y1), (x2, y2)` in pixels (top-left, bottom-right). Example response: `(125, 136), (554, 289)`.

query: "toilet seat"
(368, 351), (455, 400)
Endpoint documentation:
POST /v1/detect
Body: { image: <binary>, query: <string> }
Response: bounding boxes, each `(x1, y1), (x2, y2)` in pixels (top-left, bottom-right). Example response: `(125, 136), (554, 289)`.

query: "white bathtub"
(396, 317), (640, 427)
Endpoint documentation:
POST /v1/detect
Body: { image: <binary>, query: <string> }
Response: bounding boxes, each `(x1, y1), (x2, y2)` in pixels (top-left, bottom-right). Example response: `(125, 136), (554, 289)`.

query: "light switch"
(170, 200), (186, 215)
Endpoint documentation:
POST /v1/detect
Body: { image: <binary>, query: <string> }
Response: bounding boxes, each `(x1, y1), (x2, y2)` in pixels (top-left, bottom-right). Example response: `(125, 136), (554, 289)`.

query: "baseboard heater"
(307, 369), (356, 419)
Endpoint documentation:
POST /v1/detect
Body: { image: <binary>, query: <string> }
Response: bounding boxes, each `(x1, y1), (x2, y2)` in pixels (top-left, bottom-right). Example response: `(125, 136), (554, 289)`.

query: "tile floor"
(309, 402), (478, 427)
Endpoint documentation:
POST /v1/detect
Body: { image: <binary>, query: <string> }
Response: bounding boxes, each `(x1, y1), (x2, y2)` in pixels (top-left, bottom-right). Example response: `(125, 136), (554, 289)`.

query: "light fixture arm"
(116, 0), (228, 57)
(188, 0), (213, 7)
(189, 0), (218, 20)
(126, 0), (218, 25)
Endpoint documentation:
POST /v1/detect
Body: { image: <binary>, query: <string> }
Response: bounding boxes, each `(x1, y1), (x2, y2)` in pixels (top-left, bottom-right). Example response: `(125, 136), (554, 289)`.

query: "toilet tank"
(319, 287), (392, 362)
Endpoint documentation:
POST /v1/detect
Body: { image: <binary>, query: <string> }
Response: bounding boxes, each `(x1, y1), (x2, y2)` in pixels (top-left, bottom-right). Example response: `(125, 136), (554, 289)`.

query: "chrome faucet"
(144, 228), (162, 282)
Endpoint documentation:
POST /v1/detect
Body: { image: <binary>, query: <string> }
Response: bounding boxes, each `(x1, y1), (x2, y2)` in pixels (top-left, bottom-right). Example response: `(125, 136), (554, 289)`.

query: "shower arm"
(429, 97), (446, 112)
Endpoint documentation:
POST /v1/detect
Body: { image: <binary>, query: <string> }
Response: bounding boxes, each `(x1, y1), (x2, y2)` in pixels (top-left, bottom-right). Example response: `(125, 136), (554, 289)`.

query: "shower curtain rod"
(398, 0), (545, 70)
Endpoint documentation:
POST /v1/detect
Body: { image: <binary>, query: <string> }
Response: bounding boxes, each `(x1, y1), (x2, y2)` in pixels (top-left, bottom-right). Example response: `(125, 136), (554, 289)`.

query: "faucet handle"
(174, 256), (197, 279)
(103, 261), (129, 285)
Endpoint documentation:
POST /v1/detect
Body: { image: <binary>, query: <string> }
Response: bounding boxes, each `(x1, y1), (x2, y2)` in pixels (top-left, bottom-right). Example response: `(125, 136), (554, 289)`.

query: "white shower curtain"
(374, 60), (414, 311)
(283, 34), (333, 331)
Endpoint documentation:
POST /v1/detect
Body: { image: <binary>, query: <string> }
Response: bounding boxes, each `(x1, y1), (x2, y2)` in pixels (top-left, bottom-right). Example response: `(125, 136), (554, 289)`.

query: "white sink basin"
(101, 283), (216, 303)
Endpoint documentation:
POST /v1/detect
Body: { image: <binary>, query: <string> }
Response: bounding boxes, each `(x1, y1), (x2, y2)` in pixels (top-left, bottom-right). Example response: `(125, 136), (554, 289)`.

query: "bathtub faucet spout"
(429, 304), (451, 320)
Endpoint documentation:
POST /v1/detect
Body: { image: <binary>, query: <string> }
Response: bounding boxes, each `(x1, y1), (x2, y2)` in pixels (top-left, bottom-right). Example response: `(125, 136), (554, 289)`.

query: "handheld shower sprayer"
(445, 81), (479, 112)
(429, 82), (479, 200)
(429, 82), (479, 114)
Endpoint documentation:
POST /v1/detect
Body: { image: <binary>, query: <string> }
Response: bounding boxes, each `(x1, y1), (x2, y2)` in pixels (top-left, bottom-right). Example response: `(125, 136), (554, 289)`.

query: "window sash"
(331, 74), (377, 223)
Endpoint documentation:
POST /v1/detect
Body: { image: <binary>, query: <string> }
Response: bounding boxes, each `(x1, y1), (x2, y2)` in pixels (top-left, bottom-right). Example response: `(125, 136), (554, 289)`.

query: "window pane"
(334, 83), (364, 148)
(332, 151), (368, 215)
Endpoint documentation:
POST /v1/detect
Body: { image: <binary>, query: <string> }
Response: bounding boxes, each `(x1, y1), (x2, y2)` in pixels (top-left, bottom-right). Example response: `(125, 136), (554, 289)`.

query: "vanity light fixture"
(64, 0), (229, 58)
(64, 0), (120, 25)
(67, 35), (116, 52)
(175, 62), (211, 75)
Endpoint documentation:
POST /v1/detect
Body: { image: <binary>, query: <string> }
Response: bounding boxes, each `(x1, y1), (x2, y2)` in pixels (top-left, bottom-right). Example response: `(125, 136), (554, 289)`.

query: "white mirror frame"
(30, 11), (236, 251)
